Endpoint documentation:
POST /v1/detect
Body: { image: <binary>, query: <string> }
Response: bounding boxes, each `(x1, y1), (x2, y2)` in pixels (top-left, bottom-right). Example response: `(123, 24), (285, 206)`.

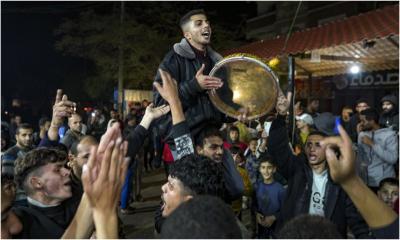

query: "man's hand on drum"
(196, 64), (223, 90)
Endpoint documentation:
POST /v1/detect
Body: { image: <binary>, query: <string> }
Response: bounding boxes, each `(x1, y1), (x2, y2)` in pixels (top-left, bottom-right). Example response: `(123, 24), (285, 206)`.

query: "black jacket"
(154, 121), (244, 234)
(152, 38), (233, 147)
(268, 115), (370, 238)
(379, 95), (399, 132)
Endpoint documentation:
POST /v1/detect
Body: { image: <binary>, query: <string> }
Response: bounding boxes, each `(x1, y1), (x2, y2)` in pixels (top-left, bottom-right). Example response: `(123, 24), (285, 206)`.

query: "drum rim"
(208, 55), (280, 120)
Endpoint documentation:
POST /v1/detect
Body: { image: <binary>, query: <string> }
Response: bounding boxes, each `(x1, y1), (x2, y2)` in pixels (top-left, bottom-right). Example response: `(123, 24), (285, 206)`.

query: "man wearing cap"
(357, 108), (398, 191)
(267, 94), (370, 238)
(379, 95), (398, 132)
(294, 113), (314, 154)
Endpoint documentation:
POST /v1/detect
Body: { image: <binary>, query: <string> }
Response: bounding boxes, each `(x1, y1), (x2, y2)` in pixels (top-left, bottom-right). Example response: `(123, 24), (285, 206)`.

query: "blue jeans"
(120, 161), (136, 209)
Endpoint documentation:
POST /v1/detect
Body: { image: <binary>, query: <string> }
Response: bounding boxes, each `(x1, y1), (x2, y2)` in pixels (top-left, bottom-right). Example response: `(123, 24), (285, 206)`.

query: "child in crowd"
(253, 156), (286, 238)
(224, 126), (248, 152)
(377, 178), (399, 210)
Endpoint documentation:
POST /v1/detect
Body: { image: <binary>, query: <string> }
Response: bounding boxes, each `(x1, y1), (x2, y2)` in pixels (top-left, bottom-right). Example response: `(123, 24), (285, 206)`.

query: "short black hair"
(258, 153), (275, 167)
(379, 177), (399, 189)
(179, 9), (206, 28)
(195, 123), (223, 148)
(278, 214), (341, 238)
(356, 98), (370, 106)
(249, 137), (258, 142)
(229, 126), (239, 133)
(161, 195), (242, 239)
(169, 154), (225, 198)
(16, 123), (33, 135)
(360, 108), (380, 123)
(229, 146), (242, 155)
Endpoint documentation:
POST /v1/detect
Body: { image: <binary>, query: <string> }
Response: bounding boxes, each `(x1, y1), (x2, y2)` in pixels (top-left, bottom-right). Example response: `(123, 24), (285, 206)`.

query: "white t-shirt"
(309, 169), (328, 216)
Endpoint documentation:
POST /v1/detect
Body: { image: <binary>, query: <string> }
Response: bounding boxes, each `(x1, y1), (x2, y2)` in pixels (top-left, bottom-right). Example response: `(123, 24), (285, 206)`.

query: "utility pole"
(118, 1), (125, 117)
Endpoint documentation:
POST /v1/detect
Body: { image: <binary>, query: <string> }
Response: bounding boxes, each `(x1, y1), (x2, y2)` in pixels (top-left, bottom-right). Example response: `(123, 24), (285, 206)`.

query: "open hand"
(144, 103), (170, 120)
(320, 125), (356, 184)
(82, 125), (130, 212)
(154, 69), (180, 105)
(195, 64), (223, 90)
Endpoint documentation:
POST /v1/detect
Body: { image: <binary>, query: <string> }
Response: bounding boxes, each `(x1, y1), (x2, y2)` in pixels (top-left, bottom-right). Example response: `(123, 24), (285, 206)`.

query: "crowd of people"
(1, 9), (399, 239)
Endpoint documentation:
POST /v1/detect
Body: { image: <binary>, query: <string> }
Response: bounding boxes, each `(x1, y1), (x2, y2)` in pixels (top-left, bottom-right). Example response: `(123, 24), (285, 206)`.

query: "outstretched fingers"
(155, 104), (171, 114)
(54, 89), (63, 105)
(98, 139), (116, 181)
(98, 123), (120, 154)
(109, 138), (122, 183)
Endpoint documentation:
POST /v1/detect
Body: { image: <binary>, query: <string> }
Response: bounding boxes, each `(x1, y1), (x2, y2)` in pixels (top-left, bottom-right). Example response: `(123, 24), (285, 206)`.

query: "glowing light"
(350, 65), (360, 74)
(268, 58), (280, 67)
(233, 90), (241, 101)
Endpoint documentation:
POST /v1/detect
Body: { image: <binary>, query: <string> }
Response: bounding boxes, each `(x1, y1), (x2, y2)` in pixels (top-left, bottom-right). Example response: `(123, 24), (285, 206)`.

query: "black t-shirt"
(13, 194), (81, 239)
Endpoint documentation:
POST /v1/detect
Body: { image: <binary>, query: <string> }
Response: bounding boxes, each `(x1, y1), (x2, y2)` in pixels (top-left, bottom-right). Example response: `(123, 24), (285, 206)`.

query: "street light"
(349, 64), (360, 74)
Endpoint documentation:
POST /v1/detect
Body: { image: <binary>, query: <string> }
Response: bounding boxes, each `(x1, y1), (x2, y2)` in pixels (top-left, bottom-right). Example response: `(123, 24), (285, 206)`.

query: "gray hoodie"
(357, 127), (398, 187)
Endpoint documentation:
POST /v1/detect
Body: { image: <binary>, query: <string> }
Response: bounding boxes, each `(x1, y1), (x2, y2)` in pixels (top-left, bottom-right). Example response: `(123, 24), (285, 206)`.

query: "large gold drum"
(208, 55), (279, 120)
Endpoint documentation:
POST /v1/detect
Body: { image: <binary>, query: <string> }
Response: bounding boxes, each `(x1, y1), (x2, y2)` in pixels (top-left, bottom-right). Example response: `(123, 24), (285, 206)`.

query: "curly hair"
(169, 154), (225, 198)
(161, 195), (241, 239)
(14, 147), (68, 190)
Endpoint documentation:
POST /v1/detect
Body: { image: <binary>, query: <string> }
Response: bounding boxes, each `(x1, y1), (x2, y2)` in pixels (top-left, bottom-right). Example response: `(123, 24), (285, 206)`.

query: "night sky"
(1, 1), (257, 124)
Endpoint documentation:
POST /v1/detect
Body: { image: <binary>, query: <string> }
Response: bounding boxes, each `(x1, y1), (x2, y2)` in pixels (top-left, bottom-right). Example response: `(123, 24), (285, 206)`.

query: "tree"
(54, 2), (253, 99)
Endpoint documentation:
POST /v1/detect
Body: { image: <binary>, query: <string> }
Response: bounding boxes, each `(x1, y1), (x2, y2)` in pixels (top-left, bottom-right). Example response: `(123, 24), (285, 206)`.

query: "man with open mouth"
(152, 9), (240, 166)
(267, 93), (371, 238)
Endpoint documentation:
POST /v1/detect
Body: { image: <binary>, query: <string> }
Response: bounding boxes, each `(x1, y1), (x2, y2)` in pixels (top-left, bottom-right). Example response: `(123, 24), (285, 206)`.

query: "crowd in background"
(1, 8), (399, 240)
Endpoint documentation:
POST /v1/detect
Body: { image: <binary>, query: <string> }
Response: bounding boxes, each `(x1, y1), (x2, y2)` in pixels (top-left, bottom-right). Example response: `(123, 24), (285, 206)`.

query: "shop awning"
(224, 5), (399, 78)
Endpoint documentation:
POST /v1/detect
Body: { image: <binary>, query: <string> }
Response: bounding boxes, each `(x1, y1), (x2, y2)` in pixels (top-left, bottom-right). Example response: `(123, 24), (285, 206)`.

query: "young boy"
(224, 126), (248, 152)
(253, 156), (286, 238)
(377, 178), (399, 210)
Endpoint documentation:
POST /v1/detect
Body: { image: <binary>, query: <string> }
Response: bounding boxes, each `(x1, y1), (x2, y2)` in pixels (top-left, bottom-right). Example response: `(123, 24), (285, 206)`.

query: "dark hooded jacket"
(268, 115), (370, 238)
(379, 95), (398, 131)
(152, 38), (235, 148)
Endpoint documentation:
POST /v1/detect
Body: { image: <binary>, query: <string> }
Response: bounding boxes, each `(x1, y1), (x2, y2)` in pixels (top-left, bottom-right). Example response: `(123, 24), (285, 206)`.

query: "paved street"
(119, 168), (166, 239)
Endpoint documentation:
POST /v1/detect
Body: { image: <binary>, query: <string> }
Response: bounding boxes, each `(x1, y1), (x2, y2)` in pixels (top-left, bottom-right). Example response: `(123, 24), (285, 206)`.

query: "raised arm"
(126, 103), (170, 158)
(154, 69), (195, 160)
(267, 90), (300, 179)
(321, 125), (398, 238)
(48, 89), (76, 141)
